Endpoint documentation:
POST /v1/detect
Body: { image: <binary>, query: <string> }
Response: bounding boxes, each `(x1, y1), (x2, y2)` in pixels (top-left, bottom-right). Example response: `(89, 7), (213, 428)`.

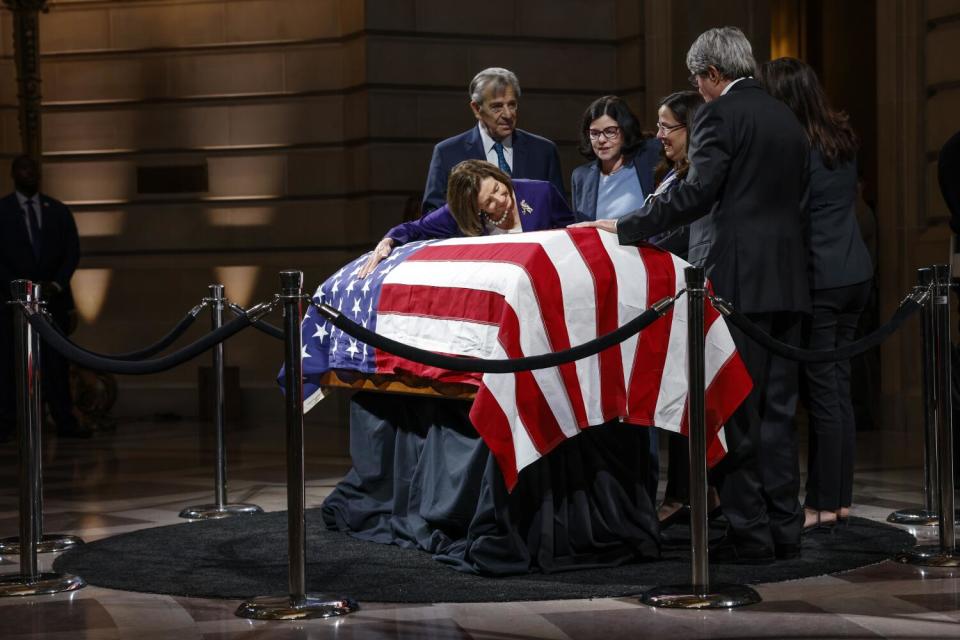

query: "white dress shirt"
(477, 123), (513, 172)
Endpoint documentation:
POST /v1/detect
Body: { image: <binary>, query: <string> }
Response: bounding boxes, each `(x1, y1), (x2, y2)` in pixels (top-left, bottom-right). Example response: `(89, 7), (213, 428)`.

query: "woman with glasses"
(644, 90), (725, 530)
(757, 58), (872, 532)
(570, 96), (661, 224)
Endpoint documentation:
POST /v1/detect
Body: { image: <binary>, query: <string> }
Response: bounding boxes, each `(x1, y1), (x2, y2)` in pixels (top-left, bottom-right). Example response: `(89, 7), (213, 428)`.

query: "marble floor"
(0, 417), (957, 639)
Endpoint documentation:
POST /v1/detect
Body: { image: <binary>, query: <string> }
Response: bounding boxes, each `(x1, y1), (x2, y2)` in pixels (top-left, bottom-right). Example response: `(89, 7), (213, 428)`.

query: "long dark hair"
(757, 57), (857, 168)
(653, 90), (704, 184)
(577, 95), (648, 159)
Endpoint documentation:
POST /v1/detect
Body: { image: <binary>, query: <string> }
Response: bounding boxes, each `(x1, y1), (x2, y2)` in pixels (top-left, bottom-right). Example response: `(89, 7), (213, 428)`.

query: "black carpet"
(53, 510), (914, 603)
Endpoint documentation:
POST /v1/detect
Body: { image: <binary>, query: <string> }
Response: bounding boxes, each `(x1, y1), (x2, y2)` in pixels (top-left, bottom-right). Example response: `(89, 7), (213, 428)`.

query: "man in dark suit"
(576, 27), (810, 563)
(422, 67), (566, 213)
(0, 154), (88, 440)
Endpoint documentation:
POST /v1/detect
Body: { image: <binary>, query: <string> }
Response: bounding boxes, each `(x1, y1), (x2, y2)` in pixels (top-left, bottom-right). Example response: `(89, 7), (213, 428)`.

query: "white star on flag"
(331, 279), (341, 295)
(351, 298), (362, 315)
(300, 345), (311, 359)
(346, 339), (359, 359)
(312, 323), (329, 341)
(361, 279), (371, 295)
(345, 279), (355, 295)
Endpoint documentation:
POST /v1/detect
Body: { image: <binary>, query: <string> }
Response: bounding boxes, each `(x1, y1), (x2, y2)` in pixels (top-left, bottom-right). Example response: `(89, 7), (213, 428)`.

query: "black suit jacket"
(616, 79), (811, 314)
(422, 126), (565, 213)
(807, 151), (872, 290)
(569, 138), (661, 223)
(0, 192), (79, 323)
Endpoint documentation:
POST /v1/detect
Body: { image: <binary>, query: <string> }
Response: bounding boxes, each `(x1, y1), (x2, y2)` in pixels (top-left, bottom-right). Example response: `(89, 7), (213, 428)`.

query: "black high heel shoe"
(802, 509), (839, 534)
(658, 504), (691, 530)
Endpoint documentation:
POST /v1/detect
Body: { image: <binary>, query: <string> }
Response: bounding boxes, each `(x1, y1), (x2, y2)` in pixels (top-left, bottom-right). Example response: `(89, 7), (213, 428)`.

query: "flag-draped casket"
(296, 227), (752, 490)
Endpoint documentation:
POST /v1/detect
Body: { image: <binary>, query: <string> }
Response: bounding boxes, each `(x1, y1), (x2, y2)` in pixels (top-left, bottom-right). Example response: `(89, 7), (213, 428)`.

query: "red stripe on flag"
(375, 282), (570, 455)
(626, 246), (677, 423)
(470, 387), (519, 490)
(566, 228), (625, 422)
(406, 242), (589, 427)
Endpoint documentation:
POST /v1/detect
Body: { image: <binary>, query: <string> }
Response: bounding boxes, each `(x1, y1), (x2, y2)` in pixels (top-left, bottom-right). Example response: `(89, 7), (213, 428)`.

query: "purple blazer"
(386, 179), (574, 245)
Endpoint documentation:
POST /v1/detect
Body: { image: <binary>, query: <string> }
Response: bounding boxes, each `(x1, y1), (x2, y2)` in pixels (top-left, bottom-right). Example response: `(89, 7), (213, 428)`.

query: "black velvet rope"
(311, 297), (676, 373)
(718, 298), (922, 363)
(48, 309), (202, 361)
(25, 310), (252, 375)
(228, 302), (283, 340)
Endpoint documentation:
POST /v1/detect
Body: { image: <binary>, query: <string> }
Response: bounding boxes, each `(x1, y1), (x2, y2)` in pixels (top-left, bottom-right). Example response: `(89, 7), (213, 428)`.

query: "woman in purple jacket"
(358, 159), (573, 278)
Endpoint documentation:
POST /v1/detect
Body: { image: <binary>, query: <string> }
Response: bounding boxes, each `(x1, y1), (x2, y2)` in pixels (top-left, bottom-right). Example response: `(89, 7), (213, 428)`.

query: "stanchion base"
(887, 509), (951, 526)
(0, 571), (85, 597)
(896, 544), (960, 567)
(235, 594), (359, 620)
(0, 534), (85, 555)
(179, 503), (264, 520)
(639, 583), (762, 609)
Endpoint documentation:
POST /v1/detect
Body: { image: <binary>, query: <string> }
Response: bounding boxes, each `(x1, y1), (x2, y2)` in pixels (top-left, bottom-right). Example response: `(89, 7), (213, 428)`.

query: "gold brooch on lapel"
(520, 199), (533, 215)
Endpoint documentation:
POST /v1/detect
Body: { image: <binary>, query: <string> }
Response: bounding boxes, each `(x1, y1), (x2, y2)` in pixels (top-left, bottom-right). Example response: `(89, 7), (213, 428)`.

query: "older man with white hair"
(576, 26), (811, 564)
(421, 67), (565, 213)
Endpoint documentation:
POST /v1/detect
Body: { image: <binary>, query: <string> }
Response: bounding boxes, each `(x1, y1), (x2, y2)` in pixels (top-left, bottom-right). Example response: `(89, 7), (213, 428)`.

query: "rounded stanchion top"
(684, 266), (706, 288)
(10, 280), (40, 303)
(280, 271), (303, 294)
(208, 284), (225, 298)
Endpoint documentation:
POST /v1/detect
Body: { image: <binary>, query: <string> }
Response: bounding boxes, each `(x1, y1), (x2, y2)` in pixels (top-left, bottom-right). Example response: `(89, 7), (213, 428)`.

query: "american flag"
(296, 228), (752, 490)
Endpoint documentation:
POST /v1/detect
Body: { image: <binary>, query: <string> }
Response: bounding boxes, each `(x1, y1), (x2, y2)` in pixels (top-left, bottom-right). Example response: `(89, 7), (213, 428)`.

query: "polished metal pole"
(236, 271), (357, 620)
(282, 271), (307, 601)
(211, 284), (228, 510)
(898, 264), (960, 566)
(934, 263), (956, 553)
(0, 280), (84, 597)
(888, 267), (940, 526)
(686, 267), (709, 592)
(179, 285), (261, 520)
(640, 267), (760, 608)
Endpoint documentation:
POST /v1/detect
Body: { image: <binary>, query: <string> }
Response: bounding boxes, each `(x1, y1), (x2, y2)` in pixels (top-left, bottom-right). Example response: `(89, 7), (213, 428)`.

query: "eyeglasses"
(588, 126), (621, 141)
(656, 122), (685, 134)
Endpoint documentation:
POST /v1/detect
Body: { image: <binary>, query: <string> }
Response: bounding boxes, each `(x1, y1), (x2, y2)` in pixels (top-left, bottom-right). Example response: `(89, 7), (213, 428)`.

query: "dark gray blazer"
(807, 151), (872, 290)
(569, 138), (661, 223)
(616, 79), (811, 315)
(422, 126), (565, 214)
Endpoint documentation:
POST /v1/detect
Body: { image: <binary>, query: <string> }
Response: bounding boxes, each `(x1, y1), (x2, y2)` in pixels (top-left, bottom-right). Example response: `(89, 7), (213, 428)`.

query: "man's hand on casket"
(358, 237), (395, 279)
(569, 219), (618, 234)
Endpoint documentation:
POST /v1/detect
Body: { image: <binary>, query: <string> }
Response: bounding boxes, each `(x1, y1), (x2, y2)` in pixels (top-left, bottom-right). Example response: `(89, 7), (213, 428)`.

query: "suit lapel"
(584, 162), (600, 220)
(465, 126), (485, 161)
(511, 129), (525, 177)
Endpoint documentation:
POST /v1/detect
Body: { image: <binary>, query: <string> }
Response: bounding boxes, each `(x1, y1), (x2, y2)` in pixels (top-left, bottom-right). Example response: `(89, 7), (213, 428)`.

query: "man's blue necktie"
(493, 141), (511, 175)
(26, 200), (41, 261)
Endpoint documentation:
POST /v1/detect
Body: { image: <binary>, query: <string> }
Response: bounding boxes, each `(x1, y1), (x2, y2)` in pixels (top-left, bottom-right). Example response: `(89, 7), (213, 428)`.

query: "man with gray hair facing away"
(421, 67), (565, 213)
(575, 26), (810, 564)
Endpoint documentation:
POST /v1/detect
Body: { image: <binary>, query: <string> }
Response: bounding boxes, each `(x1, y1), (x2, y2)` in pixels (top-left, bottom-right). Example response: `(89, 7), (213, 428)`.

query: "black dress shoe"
(709, 535), (775, 565)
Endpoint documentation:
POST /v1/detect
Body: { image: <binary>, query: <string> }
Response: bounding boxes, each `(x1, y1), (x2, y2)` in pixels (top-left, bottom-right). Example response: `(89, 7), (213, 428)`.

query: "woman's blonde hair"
(446, 159), (515, 236)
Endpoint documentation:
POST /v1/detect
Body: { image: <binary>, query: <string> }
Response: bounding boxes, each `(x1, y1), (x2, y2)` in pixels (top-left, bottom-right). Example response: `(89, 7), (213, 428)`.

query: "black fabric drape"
(322, 392), (660, 575)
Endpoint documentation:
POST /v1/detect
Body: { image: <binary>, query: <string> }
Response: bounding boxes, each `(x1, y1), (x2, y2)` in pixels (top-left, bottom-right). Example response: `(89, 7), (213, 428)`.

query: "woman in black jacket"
(759, 58), (873, 530)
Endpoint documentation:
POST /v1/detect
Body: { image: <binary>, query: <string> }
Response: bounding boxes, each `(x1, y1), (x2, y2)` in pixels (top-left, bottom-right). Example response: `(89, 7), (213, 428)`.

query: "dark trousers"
(712, 311), (804, 550)
(803, 281), (871, 511)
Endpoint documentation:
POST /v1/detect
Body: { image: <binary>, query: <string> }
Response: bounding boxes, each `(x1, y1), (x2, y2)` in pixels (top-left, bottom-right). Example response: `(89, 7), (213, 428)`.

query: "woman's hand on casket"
(358, 237), (395, 279)
(569, 219), (618, 234)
